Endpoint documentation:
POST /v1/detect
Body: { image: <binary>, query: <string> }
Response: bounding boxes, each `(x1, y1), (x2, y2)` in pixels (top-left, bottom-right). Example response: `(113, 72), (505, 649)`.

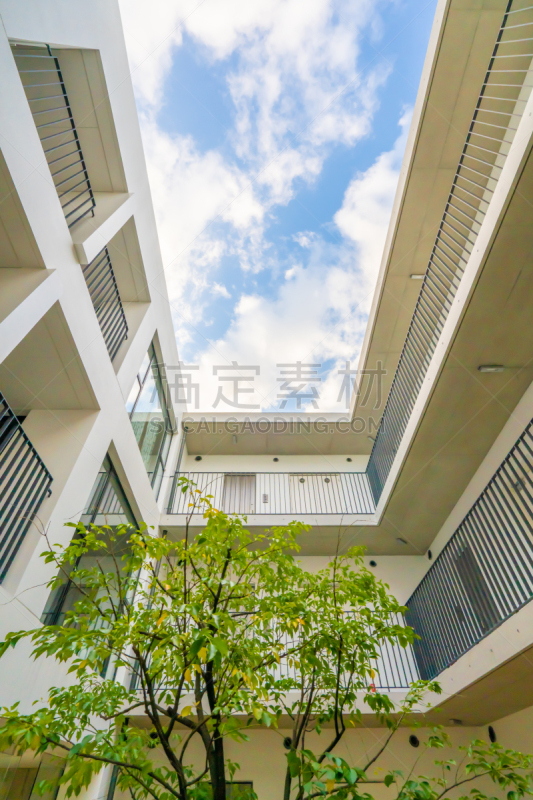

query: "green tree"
(0, 481), (531, 800)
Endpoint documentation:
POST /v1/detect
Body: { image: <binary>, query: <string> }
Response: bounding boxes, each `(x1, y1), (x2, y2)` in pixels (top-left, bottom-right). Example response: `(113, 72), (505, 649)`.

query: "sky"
(118, 0), (438, 414)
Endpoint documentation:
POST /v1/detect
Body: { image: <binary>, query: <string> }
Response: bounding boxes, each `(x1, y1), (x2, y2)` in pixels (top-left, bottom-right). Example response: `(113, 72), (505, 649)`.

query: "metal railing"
(406, 416), (533, 680)
(12, 43), (96, 228)
(167, 472), (375, 515)
(131, 611), (417, 693)
(274, 612), (419, 691)
(367, 0), (533, 503)
(0, 393), (53, 582)
(82, 247), (128, 361)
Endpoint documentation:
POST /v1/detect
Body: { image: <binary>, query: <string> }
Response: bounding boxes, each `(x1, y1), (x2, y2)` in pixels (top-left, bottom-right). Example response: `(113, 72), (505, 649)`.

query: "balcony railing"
(82, 247), (128, 361)
(405, 416), (533, 680)
(131, 611), (418, 693)
(12, 43), (96, 228)
(274, 612), (419, 691)
(167, 471), (375, 515)
(367, 0), (533, 504)
(0, 392), (53, 582)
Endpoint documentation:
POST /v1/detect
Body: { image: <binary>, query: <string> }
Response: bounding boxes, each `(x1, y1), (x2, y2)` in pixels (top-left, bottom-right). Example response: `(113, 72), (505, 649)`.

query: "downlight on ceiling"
(410, 274), (425, 280)
(478, 364), (505, 373)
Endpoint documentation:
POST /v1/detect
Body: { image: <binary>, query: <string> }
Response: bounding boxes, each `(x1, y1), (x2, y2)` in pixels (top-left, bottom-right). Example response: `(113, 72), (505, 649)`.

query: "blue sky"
(120, 0), (438, 412)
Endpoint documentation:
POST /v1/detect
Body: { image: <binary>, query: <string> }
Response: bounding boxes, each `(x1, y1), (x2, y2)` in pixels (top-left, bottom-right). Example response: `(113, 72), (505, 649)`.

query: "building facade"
(2, 0), (533, 798)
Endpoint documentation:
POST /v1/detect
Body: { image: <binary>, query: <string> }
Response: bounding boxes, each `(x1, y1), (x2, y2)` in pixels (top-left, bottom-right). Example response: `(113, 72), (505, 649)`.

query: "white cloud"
(211, 282), (231, 298)
(190, 116), (409, 411)
(117, 0), (405, 410)
(334, 109), (411, 285)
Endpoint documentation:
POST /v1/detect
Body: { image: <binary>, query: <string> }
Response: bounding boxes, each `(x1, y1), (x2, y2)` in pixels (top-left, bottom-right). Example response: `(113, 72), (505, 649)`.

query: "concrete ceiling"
(352, 0), (507, 439)
(0, 300), (99, 412)
(0, 149), (44, 268)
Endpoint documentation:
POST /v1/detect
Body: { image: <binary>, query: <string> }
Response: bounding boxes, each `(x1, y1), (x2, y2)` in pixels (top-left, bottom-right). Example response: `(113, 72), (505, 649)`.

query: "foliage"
(0, 480), (532, 800)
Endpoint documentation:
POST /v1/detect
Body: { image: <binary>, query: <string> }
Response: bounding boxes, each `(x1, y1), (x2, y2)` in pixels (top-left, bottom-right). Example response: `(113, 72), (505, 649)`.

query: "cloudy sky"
(118, 0), (437, 413)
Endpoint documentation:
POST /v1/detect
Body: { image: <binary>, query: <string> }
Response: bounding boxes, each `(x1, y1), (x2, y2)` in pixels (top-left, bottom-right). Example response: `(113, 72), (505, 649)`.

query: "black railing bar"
(444, 195), (480, 226)
(432, 236), (467, 272)
(414, 559), (456, 675)
(474, 492), (531, 610)
(63, 193), (93, 217)
(433, 541), (471, 656)
(427, 257), (460, 296)
(462, 509), (517, 616)
(35, 114), (73, 129)
(42, 138), (79, 156)
(57, 176), (90, 199)
(423, 256), (459, 294)
(464, 509), (517, 618)
(0, 439), (29, 503)
(489, 467), (533, 576)
(82, 248), (109, 275)
(500, 450), (533, 513)
(48, 150), (82, 170)
(485, 451), (529, 533)
(469, 119), (519, 136)
(448, 189), (490, 217)
(100, 307), (127, 348)
(481, 93), (528, 102)
(491, 50), (533, 56)
(452, 181), (493, 207)
(429, 255), (463, 290)
(454, 171), (497, 195)
(440, 215), (477, 247)
(67, 206), (95, 228)
(0, 421), (50, 480)
(475, 106), (523, 118)
(0, 470), (51, 581)
(87, 271), (118, 307)
(448, 533), (484, 646)
(0, 418), (19, 456)
(463, 513), (516, 625)
(32, 104), (72, 116)
(13, 52), (56, 59)
(54, 167), (87, 190)
(0, 449), (39, 528)
(16, 67), (63, 73)
(461, 150), (506, 170)
(96, 301), (123, 336)
(39, 127), (78, 143)
(504, 10), (533, 19)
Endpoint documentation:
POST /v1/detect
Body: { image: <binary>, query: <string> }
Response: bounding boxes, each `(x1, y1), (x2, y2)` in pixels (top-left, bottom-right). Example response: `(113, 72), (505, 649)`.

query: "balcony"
(167, 471), (375, 516)
(0, 392), (52, 582)
(82, 246), (128, 361)
(12, 44), (96, 228)
(405, 416), (533, 680)
(367, 0), (533, 503)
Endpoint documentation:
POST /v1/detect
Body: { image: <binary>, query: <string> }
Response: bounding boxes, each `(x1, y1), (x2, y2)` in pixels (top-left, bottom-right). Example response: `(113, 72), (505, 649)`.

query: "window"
(41, 455), (137, 628)
(126, 343), (173, 498)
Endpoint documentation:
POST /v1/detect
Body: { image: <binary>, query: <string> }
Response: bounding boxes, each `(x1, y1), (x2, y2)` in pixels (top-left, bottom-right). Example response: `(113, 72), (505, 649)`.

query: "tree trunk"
(211, 717), (226, 800)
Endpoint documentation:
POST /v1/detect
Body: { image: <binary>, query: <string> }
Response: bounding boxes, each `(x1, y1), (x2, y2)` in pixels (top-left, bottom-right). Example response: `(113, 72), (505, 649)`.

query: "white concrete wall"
(0, 0), (182, 714)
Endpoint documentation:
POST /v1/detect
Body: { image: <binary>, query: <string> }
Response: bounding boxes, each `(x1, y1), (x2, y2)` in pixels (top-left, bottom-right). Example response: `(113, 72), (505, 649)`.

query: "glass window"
(41, 456), (137, 628)
(127, 343), (173, 497)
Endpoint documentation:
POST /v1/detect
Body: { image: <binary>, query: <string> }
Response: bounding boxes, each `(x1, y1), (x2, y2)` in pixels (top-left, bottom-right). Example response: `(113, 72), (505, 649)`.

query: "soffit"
(352, 0), (507, 439)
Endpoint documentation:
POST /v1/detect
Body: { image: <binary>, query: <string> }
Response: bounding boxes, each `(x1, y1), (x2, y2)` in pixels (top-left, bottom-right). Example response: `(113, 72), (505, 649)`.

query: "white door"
(222, 474), (256, 514)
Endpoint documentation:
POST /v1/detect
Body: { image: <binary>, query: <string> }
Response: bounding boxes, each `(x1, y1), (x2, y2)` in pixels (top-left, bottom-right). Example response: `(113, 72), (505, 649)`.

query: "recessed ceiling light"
(478, 365), (504, 373)
(410, 274), (425, 280)
(396, 537), (408, 545)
